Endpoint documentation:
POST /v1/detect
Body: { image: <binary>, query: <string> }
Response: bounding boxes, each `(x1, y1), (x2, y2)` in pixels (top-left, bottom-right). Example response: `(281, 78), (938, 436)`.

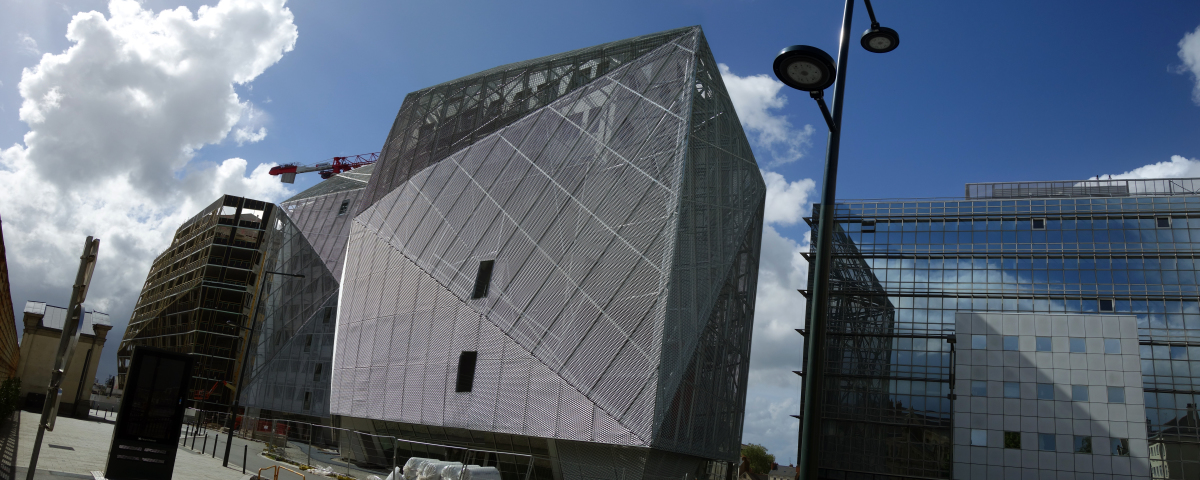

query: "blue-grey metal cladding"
(331, 25), (765, 466)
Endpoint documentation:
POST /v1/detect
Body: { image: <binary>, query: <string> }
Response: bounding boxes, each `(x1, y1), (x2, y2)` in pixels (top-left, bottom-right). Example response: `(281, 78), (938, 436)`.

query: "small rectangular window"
(1099, 299), (1114, 312)
(970, 380), (987, 396)
(860, 220), (876, 233)
(471, 260), (495, 299)
(1039, 433), (1056, 451)
(1032, 218), (1046, 230)
(303, 334), (313, 352)
(970, 429), (987, 446)
(1072, 385), (1089, 401)
(1107, 386), (1125, 403)
(1111, 438), (1130, 456)
(1104, 339), (1121, 354)
(313, 363), (323, 381)
(323, 307), (333, 324)
(1003, 382), (1020, 399)
(1074, 436), (1093, 454)
(1069, 337), (1086, 353)
(971, 334), (987, 349)
(1004, 432), (1021, 449)
(1003, 336), (1019, 351)
(1156, 217), (1171, 228)
(303, 391), (312, 410)
(338, 199), (351, 216)
(1036, 383), (1054, 400)
(455, 351), (478, 393)
(1035, 337), (1052, 352)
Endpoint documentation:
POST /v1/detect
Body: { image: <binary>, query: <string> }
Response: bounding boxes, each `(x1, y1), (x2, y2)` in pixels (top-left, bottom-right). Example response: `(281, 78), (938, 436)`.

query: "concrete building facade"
(117, 195), (274, 410)
(17, 301), (111, 418)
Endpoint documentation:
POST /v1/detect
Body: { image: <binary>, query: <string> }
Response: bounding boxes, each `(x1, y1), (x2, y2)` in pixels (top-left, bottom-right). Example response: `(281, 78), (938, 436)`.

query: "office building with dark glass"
(802, 178), (1200, 479)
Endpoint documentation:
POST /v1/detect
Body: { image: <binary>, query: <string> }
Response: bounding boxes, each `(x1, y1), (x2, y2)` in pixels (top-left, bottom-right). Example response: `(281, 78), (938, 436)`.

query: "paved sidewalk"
(12, 410), (281, 480)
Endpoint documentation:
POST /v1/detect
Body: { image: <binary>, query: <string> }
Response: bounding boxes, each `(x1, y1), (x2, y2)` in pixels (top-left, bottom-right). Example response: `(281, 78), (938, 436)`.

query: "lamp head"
(861, 26), (900, 53)
(773, 45), (836, 92)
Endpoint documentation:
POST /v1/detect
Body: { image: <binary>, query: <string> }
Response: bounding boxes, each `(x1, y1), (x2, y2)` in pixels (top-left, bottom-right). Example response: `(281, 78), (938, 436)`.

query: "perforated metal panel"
(331, 26), (763, 466)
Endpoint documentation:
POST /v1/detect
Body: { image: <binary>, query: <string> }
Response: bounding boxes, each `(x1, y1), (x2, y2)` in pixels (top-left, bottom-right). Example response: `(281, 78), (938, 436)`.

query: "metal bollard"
(243, 444), (247, 474)
(202, 435), (208, 454)
(192, 429), (198, 450)
(212, 435), (217, 458)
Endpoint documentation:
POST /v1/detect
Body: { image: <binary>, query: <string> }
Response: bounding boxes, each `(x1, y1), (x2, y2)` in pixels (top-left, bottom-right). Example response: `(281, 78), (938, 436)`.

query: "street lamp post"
(773, 1), (900, 478)
(222, 269), (305, 467)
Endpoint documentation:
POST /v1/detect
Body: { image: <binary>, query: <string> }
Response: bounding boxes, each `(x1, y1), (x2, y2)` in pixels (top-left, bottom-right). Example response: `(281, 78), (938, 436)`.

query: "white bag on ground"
(440, 463), (467, 480)
(404, 458), (436, 480)
(385, 466), (402, 480)
(461, 466), (501, 480)
(419, 461), (462, 480)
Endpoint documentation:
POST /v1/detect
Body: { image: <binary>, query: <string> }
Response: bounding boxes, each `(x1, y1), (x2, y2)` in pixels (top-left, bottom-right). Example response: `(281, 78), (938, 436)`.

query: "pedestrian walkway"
(11, 410), (284, 479)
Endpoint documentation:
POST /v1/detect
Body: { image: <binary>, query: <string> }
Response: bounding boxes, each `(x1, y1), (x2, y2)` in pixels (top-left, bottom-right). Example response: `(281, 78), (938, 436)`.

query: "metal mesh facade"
(806, 183), (1200, 479)
(332, 25), (764, 474)
(281, 164), (374, 279)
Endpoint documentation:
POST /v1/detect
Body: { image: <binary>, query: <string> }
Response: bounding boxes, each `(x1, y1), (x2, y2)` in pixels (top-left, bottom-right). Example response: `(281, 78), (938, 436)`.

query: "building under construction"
(116, 195), (274, 410)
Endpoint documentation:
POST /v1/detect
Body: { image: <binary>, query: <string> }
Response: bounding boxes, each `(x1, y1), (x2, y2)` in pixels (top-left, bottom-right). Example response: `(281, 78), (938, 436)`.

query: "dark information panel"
(105, 346), (193, 479)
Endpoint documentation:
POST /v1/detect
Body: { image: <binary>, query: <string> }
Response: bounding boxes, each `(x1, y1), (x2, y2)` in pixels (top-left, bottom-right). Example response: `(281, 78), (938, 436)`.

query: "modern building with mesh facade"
(330, 26), (765, 480)
(802, 178), (1200, 479)
(117, 195), (274, 410)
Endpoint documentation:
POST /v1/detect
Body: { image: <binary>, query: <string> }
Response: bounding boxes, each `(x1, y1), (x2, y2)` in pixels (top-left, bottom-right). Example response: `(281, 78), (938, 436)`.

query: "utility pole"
(26, 237), (100, 480)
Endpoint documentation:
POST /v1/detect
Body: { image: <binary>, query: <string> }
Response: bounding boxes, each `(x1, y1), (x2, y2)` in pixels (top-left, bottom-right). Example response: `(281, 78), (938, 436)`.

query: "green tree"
(740, 444), (775, 474)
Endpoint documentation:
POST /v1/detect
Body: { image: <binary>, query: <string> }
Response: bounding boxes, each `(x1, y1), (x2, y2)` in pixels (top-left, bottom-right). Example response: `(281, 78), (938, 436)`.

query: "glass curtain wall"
(808, 187), (1200, 479)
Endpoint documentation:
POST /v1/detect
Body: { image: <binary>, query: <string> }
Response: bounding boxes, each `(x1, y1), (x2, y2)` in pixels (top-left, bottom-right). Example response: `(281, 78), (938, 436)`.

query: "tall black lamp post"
(222, 269), (305, 467)
(774, 1), (900, 478)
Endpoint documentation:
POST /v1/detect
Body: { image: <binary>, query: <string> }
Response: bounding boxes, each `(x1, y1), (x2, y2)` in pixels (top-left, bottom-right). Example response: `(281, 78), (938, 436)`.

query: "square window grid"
(1072, 385), (1089, 401)
(1035, 337), (1052, 352)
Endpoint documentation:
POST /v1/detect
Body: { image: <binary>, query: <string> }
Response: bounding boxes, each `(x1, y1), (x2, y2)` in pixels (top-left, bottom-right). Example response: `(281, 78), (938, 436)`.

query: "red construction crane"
(268, 152), (380, 183)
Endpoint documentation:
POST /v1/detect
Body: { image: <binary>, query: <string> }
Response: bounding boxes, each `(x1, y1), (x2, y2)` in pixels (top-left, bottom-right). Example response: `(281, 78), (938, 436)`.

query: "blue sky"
(2, 0), (1199, 465)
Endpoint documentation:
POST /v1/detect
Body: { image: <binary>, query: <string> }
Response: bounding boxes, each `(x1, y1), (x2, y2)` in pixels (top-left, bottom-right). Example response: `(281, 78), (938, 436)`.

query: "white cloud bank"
(0, 0), (297, 371)
(1094, 155), (1200, 179)
(721, 64), (820, 463)
(719, 63), (815, 168)
(1179, 24), (1200, 105)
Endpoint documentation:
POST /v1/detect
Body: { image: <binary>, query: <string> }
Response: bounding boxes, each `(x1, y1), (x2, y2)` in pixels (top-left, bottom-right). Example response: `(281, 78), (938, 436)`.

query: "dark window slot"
(455, 351), (478, 392)
(472, 260), (495, 299)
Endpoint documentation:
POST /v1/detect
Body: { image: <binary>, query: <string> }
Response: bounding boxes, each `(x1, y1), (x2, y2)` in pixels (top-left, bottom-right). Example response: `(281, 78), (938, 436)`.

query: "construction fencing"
(180, 409), (720, 480)
(183, 409), (543, 480)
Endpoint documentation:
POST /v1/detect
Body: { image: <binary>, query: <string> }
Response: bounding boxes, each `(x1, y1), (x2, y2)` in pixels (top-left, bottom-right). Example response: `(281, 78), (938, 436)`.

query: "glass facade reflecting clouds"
(806, 179), (1200, 479)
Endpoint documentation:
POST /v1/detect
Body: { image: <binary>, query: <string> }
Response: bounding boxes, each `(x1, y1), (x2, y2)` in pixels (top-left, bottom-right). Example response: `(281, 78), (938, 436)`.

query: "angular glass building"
(240, 165), (374, 429)
(803, 178), (1200, 479)
(332, 26), (765, 480)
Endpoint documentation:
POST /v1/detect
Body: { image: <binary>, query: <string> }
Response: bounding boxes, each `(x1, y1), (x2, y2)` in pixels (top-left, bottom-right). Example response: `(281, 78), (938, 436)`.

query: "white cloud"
(1098, 155), (1200, 179)
(719, 63), (815, 167)
(742, 223), (810, 464)
(1179, 25), (1200, 105)
(17, 33), (40, 56)
(762, 170), (815, 226)
(1, 0), (297, 377)
(232, 101), (270, 145)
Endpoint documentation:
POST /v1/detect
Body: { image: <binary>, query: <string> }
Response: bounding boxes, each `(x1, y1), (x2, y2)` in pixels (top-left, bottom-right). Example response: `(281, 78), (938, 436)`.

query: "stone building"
(17, 301), (111, 417)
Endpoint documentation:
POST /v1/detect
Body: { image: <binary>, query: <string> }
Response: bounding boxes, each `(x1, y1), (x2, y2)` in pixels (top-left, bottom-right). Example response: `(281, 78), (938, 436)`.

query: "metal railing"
(966, 178), (1200, 199)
